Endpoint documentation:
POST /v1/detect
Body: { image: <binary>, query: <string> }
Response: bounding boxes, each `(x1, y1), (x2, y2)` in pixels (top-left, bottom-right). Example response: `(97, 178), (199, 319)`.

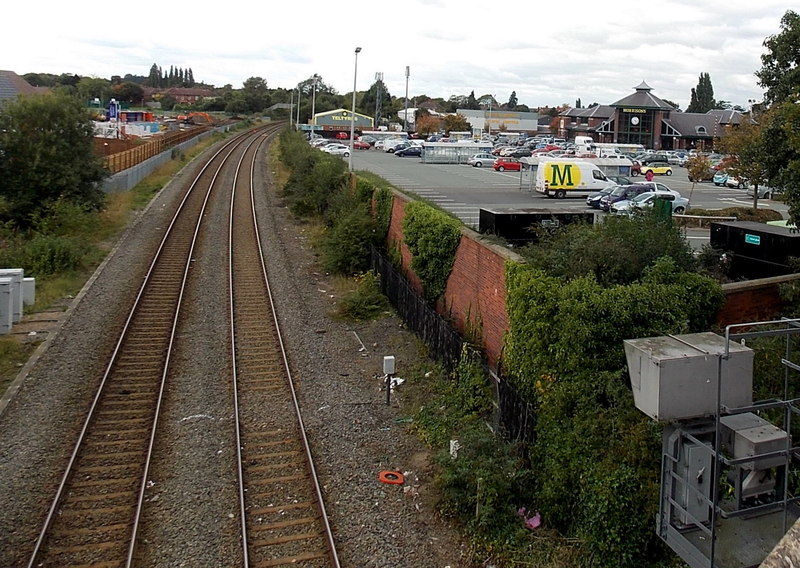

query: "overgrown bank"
(0, 122), (245, 396)
(274, 129), (735, 566)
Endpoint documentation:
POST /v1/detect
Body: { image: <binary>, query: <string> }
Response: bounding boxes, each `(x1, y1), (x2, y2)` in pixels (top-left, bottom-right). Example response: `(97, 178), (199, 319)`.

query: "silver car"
(467, 153), (496, 167)
(746, 185), (777, 199)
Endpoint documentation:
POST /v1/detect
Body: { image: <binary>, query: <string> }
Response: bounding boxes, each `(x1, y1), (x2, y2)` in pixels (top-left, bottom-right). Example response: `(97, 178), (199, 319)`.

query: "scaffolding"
(627, 320), (800, 567)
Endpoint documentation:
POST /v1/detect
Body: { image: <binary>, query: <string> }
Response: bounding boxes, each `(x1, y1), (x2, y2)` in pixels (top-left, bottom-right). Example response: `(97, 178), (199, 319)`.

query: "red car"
(353, 140), (370, 150)
(493, 157), (521, 172)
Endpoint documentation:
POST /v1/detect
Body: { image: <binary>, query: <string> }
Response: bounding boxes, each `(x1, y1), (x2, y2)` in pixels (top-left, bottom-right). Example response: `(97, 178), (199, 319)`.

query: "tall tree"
(759, 101), (800, 224)
(0, 93), (107, 227)
(76, 77), (112, 106)
(147, 63), (160, 87)
(508, 91), (518, 109)
(466, 91), (479, 110)
(686, 73), (715, 113)
(241, 76), (271, 113)
(756, 10), (800, 106)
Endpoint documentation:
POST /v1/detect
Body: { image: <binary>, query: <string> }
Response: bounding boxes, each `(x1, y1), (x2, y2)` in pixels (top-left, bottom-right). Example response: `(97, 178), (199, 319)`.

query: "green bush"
(0, 234), (88, 276)
(31, 198), (98, 238)
(335, 272), (390, 320)
(402, 201), (462, 301)
(503, 259), (723, 565)
(319, 205), (379, 275)
(519, 212), (695, 286)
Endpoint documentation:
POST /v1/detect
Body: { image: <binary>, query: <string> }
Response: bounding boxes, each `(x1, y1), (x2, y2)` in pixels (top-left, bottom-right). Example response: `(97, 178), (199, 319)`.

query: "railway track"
(26, 123), (339, 567)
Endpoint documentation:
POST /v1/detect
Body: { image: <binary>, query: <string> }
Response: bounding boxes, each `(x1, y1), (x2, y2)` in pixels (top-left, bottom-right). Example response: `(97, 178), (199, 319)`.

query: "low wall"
(385, 191), (800, 370)
(716, 273), (800, 328)
(386, 191), (522, 368)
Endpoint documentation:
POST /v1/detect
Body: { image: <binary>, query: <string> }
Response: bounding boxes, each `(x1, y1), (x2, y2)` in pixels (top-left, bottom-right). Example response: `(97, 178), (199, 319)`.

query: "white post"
(404, 66), (410, 132)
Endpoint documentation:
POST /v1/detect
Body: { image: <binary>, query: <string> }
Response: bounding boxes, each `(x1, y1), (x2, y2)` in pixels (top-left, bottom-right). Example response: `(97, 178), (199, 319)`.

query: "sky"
(4, 1), (793, 111)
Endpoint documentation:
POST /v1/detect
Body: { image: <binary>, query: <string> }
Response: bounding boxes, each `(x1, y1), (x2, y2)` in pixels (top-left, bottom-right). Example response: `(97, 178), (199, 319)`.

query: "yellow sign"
(544, 162), (583, 189)
(622, 108), (647, 114)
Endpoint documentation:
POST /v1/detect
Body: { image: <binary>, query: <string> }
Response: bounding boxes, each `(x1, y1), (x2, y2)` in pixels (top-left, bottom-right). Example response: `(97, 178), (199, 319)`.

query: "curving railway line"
(25, 123), (339, 568)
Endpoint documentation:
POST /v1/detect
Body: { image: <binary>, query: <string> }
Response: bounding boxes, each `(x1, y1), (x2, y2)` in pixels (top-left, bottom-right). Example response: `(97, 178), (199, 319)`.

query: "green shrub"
(0, 234), (88, 276)
(519, 212), (695, 286)
(402, 201), (461, 301)
(319, 205), (379, 275)
(31, 198), (98, 238)
(502, 259), (723, 565)
(335, 272), (390, 320)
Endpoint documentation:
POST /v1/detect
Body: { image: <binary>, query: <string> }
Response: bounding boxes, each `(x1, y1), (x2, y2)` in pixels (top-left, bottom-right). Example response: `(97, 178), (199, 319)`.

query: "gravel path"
(0, 131), (477, 568)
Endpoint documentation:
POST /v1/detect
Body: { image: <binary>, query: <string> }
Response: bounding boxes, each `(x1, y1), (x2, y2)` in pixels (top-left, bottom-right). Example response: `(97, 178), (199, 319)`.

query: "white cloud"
(4, 0), (793, 110)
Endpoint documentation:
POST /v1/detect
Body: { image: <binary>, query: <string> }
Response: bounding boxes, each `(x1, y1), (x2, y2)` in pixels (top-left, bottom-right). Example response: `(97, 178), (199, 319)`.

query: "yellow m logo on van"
(545, 163), (583, 188)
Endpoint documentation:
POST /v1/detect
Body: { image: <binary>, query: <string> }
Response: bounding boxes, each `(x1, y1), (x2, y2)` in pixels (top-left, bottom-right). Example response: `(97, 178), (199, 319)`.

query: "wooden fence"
(102, 127), (210, 174)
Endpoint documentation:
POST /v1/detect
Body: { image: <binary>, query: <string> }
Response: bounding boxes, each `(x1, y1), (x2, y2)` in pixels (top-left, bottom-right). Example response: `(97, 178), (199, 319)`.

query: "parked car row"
(586, 182), (688, 214)
(611, 191), (690, 216)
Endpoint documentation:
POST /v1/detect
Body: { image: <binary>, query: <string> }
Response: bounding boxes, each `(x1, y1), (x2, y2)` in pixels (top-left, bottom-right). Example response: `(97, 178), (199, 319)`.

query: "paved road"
(351, 149), (787, 228)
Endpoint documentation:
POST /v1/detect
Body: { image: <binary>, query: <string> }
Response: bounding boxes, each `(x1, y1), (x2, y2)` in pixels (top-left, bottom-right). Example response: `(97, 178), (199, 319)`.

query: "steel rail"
(26, 126), (270, 568)
(228, 128), (341, 566)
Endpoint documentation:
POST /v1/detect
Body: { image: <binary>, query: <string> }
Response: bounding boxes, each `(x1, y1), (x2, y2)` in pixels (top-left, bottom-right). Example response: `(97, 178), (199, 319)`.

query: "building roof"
(706, 109), (747, 126)
(562, 104), (614, 120)
(611, 81), (675, 110)
(0, 70), (42, 103)
(661, 112), (725, 139)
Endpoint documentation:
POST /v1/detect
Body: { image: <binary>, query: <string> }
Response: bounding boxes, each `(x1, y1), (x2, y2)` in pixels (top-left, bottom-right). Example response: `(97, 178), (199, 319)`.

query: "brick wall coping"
(722, 272), (800, 293)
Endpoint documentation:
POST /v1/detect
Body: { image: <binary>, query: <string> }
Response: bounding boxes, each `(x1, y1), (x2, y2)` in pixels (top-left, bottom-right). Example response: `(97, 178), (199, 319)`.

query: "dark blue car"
(395, 145), (422, 157)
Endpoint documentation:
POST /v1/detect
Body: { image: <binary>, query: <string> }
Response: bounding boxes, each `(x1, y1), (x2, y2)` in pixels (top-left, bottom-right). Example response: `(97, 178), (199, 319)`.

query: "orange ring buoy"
(378, 470), (405, 485)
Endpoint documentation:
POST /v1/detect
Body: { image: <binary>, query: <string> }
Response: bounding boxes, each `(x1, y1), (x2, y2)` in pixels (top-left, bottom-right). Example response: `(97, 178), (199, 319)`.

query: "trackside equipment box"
(624, 332), (753, 421)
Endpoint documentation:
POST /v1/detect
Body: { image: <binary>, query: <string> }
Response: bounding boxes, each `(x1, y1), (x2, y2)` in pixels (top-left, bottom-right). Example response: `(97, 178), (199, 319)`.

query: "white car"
(725, 176), (749, 189)
(321, 144), (350, 157)
(611, 191), (689, 215)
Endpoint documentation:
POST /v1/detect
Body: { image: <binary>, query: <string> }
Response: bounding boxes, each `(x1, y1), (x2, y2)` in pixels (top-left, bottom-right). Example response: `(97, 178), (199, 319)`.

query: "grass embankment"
(0, 132), (227, 397)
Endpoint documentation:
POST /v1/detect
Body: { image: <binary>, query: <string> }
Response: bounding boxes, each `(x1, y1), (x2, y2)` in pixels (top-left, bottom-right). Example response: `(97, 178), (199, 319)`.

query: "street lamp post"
(295, 87), (300, 127)
(311, 74), (319, 137)
(404, 66), (410, 132)
(349, 47), (361, 173)
(289, 89), (294, 127)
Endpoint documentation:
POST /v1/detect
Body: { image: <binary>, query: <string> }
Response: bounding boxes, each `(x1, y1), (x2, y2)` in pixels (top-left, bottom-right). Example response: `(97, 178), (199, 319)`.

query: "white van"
(535, 160), (616, 198)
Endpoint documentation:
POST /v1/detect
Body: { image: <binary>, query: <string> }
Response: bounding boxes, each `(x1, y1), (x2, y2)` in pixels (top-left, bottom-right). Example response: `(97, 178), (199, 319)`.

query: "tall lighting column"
(310, 74), (319, 137)
(404, 66), (410, 132)
(349, 46), (361, 172)
(289, 89), (293, 127)
(295, 87), (300, 127)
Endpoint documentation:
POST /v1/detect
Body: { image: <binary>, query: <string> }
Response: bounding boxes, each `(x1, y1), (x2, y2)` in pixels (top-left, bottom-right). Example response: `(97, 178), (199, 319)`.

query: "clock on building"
(631, 116), (640, 126)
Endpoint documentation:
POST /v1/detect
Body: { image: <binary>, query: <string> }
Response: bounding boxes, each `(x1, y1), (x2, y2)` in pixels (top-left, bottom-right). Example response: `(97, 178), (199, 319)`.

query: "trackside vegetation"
(0, 91), (236, 394)
(275, 127), (730, 566)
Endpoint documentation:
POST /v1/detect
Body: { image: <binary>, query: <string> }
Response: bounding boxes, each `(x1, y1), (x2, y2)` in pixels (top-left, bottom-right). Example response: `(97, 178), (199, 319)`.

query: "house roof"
(0, 70), (42, 103)
(611, 81), (675, 110)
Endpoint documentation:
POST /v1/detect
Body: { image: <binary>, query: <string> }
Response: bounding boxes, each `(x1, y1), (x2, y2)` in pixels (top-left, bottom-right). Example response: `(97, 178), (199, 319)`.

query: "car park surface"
(347, 149), (789, 239)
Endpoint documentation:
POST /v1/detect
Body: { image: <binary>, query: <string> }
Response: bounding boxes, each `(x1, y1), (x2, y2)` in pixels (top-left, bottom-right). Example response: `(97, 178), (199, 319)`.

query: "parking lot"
(350, 148), (788, 250)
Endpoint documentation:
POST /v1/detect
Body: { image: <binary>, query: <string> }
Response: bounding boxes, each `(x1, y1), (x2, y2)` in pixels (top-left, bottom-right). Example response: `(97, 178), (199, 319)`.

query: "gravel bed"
(0, 135), (477, 568)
